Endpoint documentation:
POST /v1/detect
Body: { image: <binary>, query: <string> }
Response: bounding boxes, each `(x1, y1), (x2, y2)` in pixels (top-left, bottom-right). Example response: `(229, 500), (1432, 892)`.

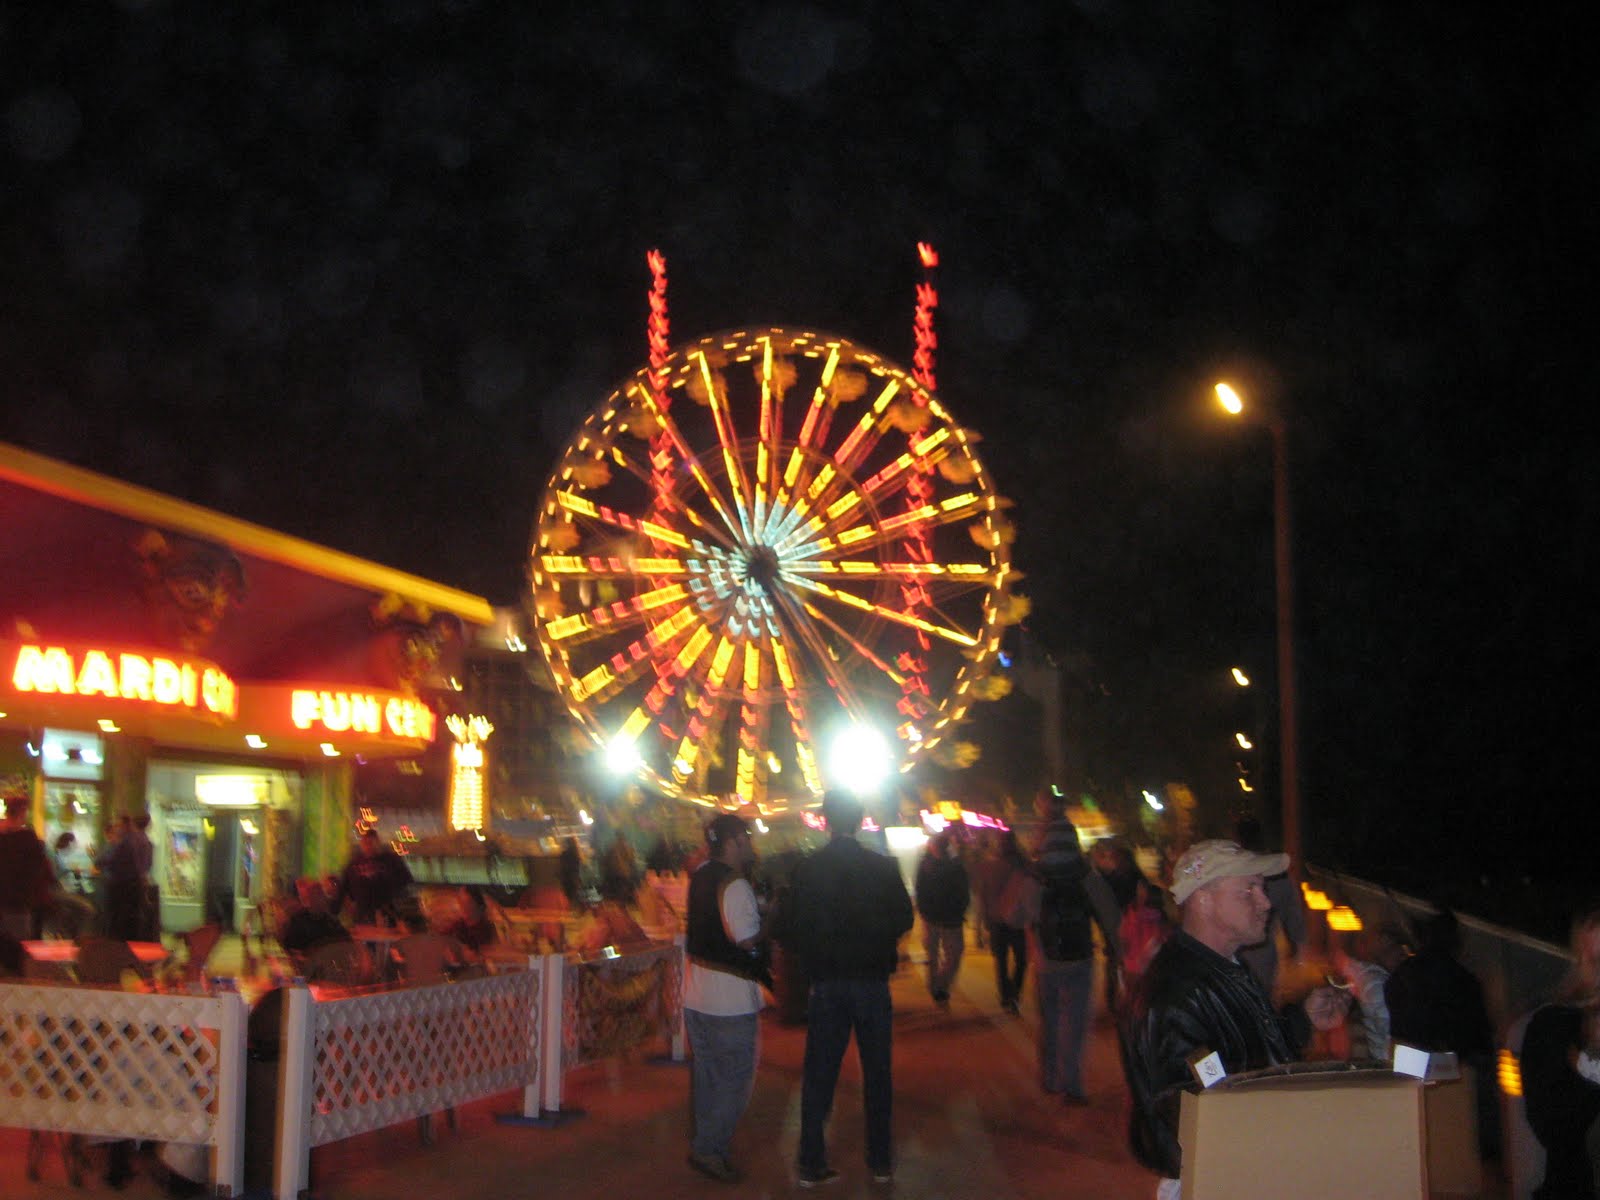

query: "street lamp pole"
(1216, 383), (1301, 875)
(1267, 414), (1300, 876)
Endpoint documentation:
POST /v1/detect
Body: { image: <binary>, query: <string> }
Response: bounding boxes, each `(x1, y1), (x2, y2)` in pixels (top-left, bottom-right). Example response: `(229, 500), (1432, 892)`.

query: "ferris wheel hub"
(742, 544), (782, 594)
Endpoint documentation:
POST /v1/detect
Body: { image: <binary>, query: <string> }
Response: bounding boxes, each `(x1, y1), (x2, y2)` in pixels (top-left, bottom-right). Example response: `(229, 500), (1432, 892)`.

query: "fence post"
(212, 982), (248, 1198)
(540, 953), (565, 1116)
(670, 935), (687, 1062)
(519, 955), (541, 1119)
(274, 981), (315, 1200)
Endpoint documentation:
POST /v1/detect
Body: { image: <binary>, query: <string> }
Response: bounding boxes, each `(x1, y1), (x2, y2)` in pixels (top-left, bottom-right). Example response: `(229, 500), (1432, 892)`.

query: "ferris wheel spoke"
(765, 637), (824, 797)
(785, 490), (991, 562)
(628, 382), (745, 539)
(765, 586), (883, 724)
(796, 600), (908, 688)
(665, 631), (743, 787)
(565, 601), (708, 703)
(753, 336), (785, 536)
(536, 553), (693, 579)
(541, 583), (696, 644)
(692, 351), (754, 538)
(784, 560), (1001, 583)
(556, 455), (737, 550)
(550, 490), (698, 550)
(731, 641), (774, 803)
(777, 344), (844, 511)
(786, 576), (983, 648)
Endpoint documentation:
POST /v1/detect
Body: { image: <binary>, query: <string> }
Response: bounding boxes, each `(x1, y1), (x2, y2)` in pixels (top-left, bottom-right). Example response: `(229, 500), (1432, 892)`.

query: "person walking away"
(1020, 799), (1121, 1104)
(914, 830), (969, 1009)
(974, 829), (1030, 1013)
(1519, 904), (1600, 1199)
(683, 814), (766, 1184)
(784, 791), (914, 1187)
(1122, 839), (1351, 1198)
(1, 795), (54, 939)
(339, 827), (414, 926)
(1232, 814), (1306, 999)
(1385, 907), (1500, 1159)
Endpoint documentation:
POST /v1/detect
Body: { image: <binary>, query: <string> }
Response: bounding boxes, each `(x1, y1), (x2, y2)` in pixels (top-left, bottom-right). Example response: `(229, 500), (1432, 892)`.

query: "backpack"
(1037, 868), (1094, 962)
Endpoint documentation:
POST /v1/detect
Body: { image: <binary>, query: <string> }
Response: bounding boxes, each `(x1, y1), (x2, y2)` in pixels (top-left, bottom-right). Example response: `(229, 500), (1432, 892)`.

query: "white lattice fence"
(307, 971), (538, 1145)
(0, 981), (246, 1194)
(275, 966), (540, 1200)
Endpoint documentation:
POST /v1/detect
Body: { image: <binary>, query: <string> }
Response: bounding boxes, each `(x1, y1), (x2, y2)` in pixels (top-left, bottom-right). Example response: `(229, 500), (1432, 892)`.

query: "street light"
(1215, 379), (1301, 875)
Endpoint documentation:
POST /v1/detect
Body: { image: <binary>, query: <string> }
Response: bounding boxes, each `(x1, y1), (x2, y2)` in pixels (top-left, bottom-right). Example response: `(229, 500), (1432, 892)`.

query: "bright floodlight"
(1231, 667), (1250, 687)
(1235, 732), (1254, 750)
(827, 724), (894, 794)
(1215, 381), (1244, 415)
(1142, 789), (1164, 812)
(603, 734), (643, 776)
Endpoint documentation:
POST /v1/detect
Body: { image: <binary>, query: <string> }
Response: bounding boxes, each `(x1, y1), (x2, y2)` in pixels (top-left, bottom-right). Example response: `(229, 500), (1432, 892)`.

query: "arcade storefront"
(1, 441), (492, 933)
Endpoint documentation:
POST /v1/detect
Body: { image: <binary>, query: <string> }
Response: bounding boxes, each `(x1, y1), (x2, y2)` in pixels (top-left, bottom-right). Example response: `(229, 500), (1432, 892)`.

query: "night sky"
(3, 3), (1595, 936)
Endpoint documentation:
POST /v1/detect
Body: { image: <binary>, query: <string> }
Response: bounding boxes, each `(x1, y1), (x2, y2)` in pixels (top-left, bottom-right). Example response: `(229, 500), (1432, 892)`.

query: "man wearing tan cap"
(1121, 840), (1350, 1199)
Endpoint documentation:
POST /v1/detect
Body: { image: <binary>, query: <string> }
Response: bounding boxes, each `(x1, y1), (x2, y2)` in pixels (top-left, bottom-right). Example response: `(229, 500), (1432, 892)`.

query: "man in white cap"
(1121, 840), (1350, 1199)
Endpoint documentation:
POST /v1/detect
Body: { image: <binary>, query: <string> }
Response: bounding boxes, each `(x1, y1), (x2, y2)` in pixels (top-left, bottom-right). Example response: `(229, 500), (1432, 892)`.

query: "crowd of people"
(8, 783), (1597, 1198)
(673, 789), (1600, 1198)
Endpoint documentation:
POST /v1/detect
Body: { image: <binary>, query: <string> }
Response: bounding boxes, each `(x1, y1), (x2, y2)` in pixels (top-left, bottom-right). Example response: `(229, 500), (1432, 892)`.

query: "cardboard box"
(1180, 1068), (1426, 1200)
(1424, 1066), (1481, 1197)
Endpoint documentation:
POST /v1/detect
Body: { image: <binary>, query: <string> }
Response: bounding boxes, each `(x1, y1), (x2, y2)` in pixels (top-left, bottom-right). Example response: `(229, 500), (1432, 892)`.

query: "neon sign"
(9, 642), (237, 719)
(290, 689), (436, 742)
(446, 714), (493, 832)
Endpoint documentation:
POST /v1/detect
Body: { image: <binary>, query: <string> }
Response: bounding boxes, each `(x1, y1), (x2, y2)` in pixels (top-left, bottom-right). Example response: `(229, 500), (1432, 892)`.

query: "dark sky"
(3, 2), (1595, 929)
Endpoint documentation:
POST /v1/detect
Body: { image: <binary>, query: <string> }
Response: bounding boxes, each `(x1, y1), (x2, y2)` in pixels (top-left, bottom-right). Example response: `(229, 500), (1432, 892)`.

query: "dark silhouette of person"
(1385, 907), (1500, 1159)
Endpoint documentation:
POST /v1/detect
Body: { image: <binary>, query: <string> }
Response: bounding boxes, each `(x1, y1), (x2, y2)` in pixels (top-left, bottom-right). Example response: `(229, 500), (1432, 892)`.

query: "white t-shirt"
(683, 875), (764, 1016)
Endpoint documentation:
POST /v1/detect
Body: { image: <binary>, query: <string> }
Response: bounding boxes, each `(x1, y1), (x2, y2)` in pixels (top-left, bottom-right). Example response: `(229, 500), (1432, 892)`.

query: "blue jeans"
(685, 1009), (759, 1159)
(799, 978), (894, 1173)
(1036, 957), (1093, 1096)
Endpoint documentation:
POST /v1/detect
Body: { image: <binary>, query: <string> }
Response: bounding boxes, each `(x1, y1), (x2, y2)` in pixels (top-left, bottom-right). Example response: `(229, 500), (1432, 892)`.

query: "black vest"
(686, 859), (751, 974)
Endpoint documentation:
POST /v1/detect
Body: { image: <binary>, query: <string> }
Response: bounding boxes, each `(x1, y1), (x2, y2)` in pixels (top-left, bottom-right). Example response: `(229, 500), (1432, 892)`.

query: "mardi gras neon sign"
(9, 642), (238, 719)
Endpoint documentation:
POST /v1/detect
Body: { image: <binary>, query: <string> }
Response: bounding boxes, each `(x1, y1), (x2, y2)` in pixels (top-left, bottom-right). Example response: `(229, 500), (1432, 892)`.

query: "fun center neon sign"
(9, 642), (238, 719)
(290, 689), (436, 741)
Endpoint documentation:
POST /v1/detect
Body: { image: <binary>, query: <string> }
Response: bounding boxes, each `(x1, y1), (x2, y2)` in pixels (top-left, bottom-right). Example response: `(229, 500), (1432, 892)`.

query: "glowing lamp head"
(1215, 382), (1244, 415)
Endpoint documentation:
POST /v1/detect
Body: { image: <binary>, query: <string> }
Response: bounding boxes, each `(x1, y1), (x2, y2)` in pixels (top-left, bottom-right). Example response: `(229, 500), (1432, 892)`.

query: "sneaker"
(797, 1165), (841, 1188)
(870, 1166), (894, 1184)
(687, 1152), (741, 1183)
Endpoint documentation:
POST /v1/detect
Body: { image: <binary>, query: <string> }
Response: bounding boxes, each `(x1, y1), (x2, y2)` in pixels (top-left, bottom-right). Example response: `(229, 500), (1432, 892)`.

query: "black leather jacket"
(1121, 929), (1310, 1177)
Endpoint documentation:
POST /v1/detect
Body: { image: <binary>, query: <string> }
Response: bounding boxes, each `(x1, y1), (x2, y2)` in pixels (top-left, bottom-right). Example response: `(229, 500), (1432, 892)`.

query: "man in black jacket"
(1122, 840), (1349, 1198)
(786, 791), (914, 1188)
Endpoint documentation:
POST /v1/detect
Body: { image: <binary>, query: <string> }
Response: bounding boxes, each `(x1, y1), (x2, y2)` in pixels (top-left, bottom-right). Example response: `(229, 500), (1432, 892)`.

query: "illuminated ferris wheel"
(529, 327), (1016, 810)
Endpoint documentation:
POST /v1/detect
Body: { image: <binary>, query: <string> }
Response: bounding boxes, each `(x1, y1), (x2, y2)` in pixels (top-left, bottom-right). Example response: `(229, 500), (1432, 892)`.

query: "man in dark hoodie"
(785, 791), (914, 1188)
